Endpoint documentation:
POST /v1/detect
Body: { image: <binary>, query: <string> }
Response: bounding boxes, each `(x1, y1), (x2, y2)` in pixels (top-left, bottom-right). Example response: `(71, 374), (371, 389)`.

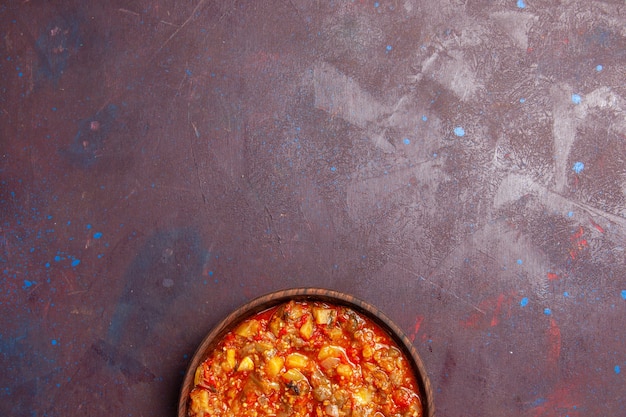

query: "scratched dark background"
(2, 0), (626, 416)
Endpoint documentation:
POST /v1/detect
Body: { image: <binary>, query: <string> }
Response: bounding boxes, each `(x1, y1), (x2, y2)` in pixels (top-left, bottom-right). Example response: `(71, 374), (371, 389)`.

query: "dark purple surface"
(2, 1), (626, 416)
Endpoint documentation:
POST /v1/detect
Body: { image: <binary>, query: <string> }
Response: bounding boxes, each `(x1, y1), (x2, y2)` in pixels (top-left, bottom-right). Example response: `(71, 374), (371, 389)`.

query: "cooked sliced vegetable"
(189, 300), (423, 417)
(282, 368), (307, 382)
(236, 356), (254, 372)
(193, 365), (203, 386)
(285, 352), (309, 369)
(312, 307), (334, 325)
(299, 314), (314, 340)
(266, 355), (285, 377)
(336, 363), (353, 377)
(189, 389), (209, 414)
(317, 344), (345, 360)
(235, 319), (260, 339)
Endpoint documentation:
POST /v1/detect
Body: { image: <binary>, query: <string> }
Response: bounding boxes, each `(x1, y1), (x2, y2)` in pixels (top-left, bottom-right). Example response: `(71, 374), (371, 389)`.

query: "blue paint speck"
(615, 365), (621, 374)
(544, 308), (552, 315)
(564, 291), (569, 297)
(621, 290), (626, 300)
(71, 259), (81, 267)
(532, 398), (546, 407)
(567, 211), (574, 217)
(386, 45), (393, 52)
(517, 0), (526, 8)
(517, 259), (523, 265)
(520, 297), (529, 307)
(185, 68), (193, 76)
(596, 64), (603, 72)
(453, 127), (465, 137)
(519, 98), (526, 103)
(45, 262), (50, 268)
(571, 93), (582, 104)
(54, 255), (61, 262)
(86, 224), (92, 230)
(51, 339), (58, 346)
(403, 138), (411, 145)
(23, 280), (34, 289)
(422, 115), (428, 121)
(572, 161), (585, 174)
(93, 232), (103, 239)
(330, 166), (337, 172)
(374, 1), (379, 7)
(18, 72), (23, 77)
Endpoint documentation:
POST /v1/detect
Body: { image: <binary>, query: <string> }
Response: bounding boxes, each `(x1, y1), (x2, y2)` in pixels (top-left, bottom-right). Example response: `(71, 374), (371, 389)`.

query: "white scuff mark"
(417, 48), (480, 102)
(551, 84), (580, 194)
(311, 62), (395, 152)
(312, 62), (385, 127)
(551, 84), (626, 194)
(490, 11), (537, 50)
(584, 87), (626, 115)
(442, 50), (479, 101)
(388, 217), (553, 309)
(494, 172), (626, 228)
(346, 161), (449, 222)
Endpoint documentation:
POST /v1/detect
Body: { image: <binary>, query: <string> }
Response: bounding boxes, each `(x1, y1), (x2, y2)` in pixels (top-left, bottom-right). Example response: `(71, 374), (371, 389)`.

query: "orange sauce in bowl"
(189, 300), (423, 417)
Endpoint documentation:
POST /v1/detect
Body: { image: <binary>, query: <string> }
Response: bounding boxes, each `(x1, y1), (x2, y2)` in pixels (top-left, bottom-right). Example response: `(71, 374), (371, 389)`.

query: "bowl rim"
(178, 287), (435, 417)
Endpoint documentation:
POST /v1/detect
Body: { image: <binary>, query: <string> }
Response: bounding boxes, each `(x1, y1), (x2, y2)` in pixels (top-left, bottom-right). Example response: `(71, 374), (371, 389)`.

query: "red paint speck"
(531, 379), (581, 417)
(589, 218), (605, 234)
(410, 315), (424, 342)
(571, 226), (584, 240)
(546, 318), (561, 366)
(568, 227), (588, 259)
(547, 272), (559, 281)
(462, 292), (516, 329)
(490, 293), (507, 327)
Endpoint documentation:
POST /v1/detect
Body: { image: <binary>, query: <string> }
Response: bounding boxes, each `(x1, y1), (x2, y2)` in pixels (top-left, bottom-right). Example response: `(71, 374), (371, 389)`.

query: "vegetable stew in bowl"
(179, 288), (434, 417)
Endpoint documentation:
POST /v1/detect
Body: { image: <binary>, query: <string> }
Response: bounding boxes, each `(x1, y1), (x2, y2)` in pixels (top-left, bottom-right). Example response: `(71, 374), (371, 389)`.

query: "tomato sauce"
(188, 300), (423, 417)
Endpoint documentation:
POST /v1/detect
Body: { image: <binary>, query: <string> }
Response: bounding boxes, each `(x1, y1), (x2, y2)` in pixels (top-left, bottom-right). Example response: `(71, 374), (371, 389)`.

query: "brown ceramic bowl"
(178, 288), (435, 417)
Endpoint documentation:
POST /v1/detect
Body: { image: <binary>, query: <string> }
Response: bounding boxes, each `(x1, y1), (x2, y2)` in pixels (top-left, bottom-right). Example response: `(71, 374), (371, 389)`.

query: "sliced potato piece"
(189, 389), (210, 414)
(193, 365), (204, 386)
(282, 368), (307, 382)
(237, 356), (254, 372)
(235, 319), (260, 339)
(353, 387), (373, 405)
(219, 348), (237, 372)
(269, 305), (287, 337)
(312, 307), (334, 325)
(286, 352), (309, 369)
(266, 355), (285, 377)
(336, 363), (353, 377)
(327, 327), (343, 340)
(299, 314), (314, 340)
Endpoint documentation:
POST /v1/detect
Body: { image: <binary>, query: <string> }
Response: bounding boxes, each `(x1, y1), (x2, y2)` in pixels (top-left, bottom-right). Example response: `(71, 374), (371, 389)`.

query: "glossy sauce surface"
(189, 300), (422, 417)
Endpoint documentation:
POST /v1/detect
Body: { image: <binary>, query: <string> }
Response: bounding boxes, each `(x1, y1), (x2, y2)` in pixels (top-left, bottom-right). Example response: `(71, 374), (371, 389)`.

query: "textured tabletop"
(2, 1), (626, 416)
